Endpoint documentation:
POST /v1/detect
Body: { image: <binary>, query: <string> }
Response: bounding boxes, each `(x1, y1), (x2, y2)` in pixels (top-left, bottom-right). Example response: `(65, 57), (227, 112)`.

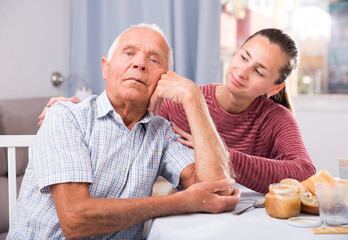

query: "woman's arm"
(230, 109), (316, 193)
(168, 106), (316, 194)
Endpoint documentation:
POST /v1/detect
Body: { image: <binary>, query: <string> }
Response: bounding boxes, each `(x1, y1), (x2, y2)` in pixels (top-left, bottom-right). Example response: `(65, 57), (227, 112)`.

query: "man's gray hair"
(107, 23), (174, 71)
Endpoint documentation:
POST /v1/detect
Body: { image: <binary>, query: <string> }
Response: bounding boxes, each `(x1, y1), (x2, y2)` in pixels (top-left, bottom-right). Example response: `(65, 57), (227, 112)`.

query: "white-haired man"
(8, 23), (240, 239)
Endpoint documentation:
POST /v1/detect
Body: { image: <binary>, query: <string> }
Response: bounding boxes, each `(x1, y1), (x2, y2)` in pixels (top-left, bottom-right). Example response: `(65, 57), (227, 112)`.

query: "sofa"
(0, 97), (50, 239)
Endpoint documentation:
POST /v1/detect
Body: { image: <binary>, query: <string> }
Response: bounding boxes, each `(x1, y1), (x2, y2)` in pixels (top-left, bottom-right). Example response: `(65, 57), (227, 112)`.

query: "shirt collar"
(96, 90), (152, 124)
(96, 91), (114, 118)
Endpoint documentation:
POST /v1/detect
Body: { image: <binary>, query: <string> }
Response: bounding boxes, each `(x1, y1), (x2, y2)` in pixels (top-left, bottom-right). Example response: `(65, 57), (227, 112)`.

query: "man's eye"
(125, 52), (132, 56)
(150, 59), (159, 64)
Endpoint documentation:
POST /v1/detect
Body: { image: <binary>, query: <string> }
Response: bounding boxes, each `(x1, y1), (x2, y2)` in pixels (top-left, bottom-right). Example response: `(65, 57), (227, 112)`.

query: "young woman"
(157, 28), (315, 194)
(40, 28), (315, 194)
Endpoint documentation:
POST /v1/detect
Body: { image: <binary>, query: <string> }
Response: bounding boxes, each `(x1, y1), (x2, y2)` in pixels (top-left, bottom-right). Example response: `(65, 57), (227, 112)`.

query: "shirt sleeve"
(33, 103), (93, 193)
(158, 123), (194, 189)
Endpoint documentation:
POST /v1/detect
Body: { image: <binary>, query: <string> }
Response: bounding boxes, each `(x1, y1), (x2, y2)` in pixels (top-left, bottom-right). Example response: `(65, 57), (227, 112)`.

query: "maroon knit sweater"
(159, 83), (316, 193)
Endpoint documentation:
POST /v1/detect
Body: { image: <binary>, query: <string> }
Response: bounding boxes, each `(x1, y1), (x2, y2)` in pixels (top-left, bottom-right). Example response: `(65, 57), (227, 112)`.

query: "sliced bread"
(301, 169), (336, 195)
(280, 178), (318, 215)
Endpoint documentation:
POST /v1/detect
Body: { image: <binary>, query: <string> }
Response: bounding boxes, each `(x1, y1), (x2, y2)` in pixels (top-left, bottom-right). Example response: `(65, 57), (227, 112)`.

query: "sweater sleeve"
(230, 108), (316, 194)
(159, 99), (170, 119)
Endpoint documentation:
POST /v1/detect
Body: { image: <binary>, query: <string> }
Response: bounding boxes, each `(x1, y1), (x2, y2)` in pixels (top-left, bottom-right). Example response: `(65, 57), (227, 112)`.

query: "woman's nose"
(238, 65), (249, 79)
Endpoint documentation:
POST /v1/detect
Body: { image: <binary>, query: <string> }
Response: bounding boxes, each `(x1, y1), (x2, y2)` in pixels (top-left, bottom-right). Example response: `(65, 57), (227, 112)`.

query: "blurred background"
(0, 0), (347, 176)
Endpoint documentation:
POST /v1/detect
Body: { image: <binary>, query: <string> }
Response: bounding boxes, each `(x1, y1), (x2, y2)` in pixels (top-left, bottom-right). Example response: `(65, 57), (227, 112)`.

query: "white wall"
(0, 0), (70, 99)
(1, 0), (347, 179)
(293, 95), (348, 178)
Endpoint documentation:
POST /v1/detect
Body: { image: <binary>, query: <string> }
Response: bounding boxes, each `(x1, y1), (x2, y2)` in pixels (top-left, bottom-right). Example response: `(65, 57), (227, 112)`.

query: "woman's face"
(225, 35), (287, 101)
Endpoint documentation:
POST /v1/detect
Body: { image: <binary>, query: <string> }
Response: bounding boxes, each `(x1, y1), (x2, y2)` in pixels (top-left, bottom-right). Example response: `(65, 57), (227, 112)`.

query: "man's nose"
(132, 56), (146, 71)
(133, 65), (146, 71)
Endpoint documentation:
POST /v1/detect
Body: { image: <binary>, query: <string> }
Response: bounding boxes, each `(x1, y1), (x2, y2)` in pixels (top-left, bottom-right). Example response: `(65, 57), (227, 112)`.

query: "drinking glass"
(339, 157), (348, 179)
(315, 182), (348, 226)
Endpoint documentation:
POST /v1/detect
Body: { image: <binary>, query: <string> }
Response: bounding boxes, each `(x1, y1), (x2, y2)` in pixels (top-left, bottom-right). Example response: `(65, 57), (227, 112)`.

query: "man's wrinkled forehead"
(119, 27), (169, 59)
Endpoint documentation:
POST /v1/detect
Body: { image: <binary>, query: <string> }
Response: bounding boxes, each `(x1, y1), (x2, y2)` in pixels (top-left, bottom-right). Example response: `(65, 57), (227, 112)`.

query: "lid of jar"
(269, 183), (298, 195)
(287, 217), (322, 228)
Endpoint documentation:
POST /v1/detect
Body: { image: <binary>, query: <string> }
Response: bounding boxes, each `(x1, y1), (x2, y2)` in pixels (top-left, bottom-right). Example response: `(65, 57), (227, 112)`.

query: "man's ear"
(267, 82), (285, 97)
(101, 57), (108, 80)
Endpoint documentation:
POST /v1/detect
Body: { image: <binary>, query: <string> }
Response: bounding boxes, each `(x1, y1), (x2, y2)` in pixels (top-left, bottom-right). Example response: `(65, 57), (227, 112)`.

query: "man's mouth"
(126, 78), (146, 85)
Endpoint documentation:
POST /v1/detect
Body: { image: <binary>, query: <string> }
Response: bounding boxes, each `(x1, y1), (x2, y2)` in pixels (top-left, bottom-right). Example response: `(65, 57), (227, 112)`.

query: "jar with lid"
(265, 183), (301, 219)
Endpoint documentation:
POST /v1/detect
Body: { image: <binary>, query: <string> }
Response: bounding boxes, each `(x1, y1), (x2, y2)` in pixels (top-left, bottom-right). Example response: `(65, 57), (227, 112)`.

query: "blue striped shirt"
(8, 91), (194, 239)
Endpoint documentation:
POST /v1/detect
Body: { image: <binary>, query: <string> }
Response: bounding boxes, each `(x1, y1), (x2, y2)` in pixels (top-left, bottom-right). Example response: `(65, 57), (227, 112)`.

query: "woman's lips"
(231, 74), (245, 88)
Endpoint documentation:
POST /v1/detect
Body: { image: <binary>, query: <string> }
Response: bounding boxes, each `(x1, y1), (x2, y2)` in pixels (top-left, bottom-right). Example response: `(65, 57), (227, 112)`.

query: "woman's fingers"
(172, 124), (194, 148)
(38, 96), (81, 126)
(177, 137), (194, 149)
(172, 124), (192, 140)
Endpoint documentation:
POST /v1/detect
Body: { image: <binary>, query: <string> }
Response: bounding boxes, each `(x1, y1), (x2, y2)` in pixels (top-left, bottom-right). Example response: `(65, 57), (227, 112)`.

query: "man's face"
(102, 27), (169, 107)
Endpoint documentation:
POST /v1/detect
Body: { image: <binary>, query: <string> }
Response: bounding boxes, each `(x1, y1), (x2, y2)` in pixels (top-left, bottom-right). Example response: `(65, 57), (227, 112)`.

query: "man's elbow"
(59, 210), (85, 240)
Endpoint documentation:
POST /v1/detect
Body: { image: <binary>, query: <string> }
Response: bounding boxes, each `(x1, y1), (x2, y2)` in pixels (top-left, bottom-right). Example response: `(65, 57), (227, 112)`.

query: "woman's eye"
(255, 69), (263, 77)
(241, 54), (247, 61)
(125, 52), (132, 56)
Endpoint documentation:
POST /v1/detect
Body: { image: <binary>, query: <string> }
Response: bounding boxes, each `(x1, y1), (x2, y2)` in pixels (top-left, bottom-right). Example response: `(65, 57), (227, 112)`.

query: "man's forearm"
(182, 88), (234, 182)
(53, 180), (238, 239)
(148, 71), (234, 185)
(58, 192), (188, 239)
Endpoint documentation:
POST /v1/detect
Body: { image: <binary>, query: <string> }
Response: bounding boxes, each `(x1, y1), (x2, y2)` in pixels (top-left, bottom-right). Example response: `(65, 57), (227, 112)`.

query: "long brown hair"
(244, 28), (298, 113)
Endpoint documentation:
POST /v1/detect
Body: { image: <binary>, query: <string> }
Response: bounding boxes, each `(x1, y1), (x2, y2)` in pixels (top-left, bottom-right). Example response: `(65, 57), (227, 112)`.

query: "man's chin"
(123, 91), (149, 104)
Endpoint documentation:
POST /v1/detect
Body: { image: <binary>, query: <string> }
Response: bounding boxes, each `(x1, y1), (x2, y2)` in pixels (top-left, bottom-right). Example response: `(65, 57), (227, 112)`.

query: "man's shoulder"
(46, 95), (98, 124)
(52, 95), (97, 112)
(145, 114), (180, 141)
(148, 114), (172, 130)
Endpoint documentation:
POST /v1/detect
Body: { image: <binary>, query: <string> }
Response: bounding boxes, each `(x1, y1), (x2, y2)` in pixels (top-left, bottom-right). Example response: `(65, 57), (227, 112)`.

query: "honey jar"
(265, 183), (301, 219)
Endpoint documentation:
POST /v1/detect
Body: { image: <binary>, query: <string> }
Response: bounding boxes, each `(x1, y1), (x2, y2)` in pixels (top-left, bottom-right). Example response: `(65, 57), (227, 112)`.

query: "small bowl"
(315, 182), (348, 226)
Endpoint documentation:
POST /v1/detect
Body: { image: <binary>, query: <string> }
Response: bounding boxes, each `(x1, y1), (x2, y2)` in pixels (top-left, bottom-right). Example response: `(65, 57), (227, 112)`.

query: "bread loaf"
(301, 169), (336, 195)
(337, 179), (348, 184)
(280, 178), (318, 215)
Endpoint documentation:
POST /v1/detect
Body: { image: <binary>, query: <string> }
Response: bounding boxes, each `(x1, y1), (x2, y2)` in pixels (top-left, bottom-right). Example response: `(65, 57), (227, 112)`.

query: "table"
(146, 184), (347, 240)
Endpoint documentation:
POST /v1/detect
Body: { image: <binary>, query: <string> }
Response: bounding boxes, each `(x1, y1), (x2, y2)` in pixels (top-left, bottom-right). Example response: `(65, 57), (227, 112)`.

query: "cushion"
(0, 97), (50, 176)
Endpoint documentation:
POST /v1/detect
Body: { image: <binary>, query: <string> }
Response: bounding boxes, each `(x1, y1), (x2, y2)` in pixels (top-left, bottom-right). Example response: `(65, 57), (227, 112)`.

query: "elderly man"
(8, 23), (240, 239)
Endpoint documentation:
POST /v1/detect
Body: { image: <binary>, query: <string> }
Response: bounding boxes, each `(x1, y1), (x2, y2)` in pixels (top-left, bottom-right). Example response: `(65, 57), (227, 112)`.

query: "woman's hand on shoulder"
(172, 123), (194, 149)
(38, 96), (81, 126)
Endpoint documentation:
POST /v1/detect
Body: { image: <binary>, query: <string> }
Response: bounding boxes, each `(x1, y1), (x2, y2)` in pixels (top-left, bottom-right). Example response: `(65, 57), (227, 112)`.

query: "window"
(220, 0), (348, 95)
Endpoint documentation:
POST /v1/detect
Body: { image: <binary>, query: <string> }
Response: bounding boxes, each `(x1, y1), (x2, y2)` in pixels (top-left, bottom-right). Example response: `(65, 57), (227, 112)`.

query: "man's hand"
(38, 96), (80, 126)
(149, 71), (200, 115)
(181, 179), (240, 214)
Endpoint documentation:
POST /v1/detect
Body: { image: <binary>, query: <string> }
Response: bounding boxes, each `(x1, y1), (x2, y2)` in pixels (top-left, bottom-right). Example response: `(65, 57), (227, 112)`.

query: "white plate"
(287, 217), (322, 228)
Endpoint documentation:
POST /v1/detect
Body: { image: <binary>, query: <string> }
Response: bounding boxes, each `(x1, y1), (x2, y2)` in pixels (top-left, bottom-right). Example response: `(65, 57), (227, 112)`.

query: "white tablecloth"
(146, 184), (347, 240)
